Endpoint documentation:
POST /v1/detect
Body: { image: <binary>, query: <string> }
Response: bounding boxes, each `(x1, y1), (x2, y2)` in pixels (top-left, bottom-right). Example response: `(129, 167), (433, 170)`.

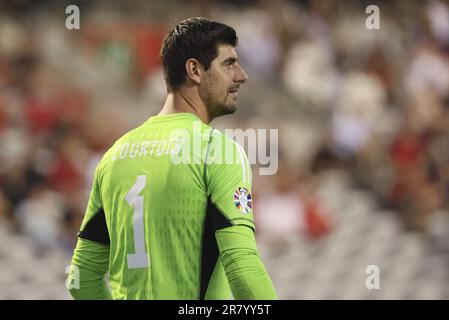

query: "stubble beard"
(211, 104), (236, 121)
(207, 92), (237, 121)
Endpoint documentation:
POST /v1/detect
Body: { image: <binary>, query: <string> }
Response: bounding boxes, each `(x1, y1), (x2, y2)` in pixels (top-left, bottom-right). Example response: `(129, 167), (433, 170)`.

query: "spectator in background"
(0, 0), (448, 257)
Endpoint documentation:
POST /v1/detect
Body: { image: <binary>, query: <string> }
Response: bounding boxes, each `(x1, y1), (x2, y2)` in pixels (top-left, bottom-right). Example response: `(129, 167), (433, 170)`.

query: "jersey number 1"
(125, 175), (149, 269)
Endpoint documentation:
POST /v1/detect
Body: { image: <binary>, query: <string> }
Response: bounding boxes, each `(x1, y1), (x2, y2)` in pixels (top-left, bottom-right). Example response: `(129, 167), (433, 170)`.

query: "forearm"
(220, 247), (277, 299)
(68, 238), (112, 300)
(216, 226), (277, 300)
(68, 264), (112, 300)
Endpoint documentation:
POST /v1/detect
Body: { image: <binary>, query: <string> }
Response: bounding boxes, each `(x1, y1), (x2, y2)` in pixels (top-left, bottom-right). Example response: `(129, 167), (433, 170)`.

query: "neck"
(159, 87), (210, 124)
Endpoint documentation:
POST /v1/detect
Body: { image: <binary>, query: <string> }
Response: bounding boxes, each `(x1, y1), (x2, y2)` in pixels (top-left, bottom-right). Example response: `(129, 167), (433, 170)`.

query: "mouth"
(229, 87), (239, 97)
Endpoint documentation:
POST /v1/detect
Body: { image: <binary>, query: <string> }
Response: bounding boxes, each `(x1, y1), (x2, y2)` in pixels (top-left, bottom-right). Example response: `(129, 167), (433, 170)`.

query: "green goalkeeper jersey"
(74, 113), (267, 299)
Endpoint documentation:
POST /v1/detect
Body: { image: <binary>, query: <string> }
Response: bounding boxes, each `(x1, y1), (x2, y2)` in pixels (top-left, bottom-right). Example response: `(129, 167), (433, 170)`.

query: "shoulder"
(208, 129), (243, 151)
(98, 124), (147, 164)
(205, 129), (249, 170)
(210, 129), (247, 158)
(93, 128), (139, 179)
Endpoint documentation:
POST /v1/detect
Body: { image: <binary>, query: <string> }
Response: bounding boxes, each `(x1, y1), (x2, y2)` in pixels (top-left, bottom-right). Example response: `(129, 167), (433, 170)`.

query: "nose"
(235, 64), (249, 84)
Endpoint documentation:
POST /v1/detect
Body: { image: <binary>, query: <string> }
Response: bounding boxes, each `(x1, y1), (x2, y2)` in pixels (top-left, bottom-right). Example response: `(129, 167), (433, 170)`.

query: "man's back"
(68, 17), (276, 300)
(78, 113), (252, 299)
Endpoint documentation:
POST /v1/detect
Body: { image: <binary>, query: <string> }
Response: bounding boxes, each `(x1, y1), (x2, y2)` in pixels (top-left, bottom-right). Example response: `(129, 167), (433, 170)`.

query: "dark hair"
(160, 17), (238, 91)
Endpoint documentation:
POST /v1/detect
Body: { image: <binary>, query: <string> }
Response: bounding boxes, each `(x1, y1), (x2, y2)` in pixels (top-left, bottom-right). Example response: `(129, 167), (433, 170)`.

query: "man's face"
(199, 44), (248, 119)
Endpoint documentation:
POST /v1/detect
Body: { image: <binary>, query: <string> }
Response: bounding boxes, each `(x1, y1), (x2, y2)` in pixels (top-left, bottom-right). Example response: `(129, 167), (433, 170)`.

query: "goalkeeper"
(67, 17), (277, 300)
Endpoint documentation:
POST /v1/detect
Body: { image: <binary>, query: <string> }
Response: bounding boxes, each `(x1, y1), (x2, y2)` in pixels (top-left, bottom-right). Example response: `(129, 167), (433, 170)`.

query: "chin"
(213, 104), (236, 118)
(208, 101), (238, 120)
(226, 104), (237, 114)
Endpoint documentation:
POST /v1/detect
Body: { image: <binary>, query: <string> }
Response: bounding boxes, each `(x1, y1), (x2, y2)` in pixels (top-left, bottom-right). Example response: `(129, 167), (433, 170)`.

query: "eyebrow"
(221, 57), (238, 65)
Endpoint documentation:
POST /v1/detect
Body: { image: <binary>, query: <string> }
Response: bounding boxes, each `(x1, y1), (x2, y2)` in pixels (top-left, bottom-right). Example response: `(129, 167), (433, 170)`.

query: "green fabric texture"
(68, 238), (112, 300)
(68, 113), (275, 299)
(216, 225), (277, 300)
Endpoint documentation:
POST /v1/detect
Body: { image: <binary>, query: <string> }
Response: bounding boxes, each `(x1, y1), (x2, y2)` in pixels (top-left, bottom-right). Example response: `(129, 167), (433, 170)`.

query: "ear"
(185, 58), (202, 85)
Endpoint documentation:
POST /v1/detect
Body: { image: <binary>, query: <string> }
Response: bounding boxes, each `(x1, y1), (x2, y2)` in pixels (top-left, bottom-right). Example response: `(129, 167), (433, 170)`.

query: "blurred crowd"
(1, 0), (449, 257)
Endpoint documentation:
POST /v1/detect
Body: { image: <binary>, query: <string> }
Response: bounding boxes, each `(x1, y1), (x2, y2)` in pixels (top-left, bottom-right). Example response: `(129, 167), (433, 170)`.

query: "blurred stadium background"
(1, 0), (449, 299)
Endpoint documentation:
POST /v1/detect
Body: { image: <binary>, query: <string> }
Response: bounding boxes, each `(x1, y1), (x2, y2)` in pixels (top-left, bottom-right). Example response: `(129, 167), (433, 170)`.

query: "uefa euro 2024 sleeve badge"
(234, 187), (253, 214)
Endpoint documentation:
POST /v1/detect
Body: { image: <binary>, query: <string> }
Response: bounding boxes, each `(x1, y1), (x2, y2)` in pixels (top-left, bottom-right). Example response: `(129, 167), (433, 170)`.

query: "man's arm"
(67, 162), (112, 300)
(205, 130), (277, 299)
(216, 225), (277, 299)
(68, 238), (112, 300)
